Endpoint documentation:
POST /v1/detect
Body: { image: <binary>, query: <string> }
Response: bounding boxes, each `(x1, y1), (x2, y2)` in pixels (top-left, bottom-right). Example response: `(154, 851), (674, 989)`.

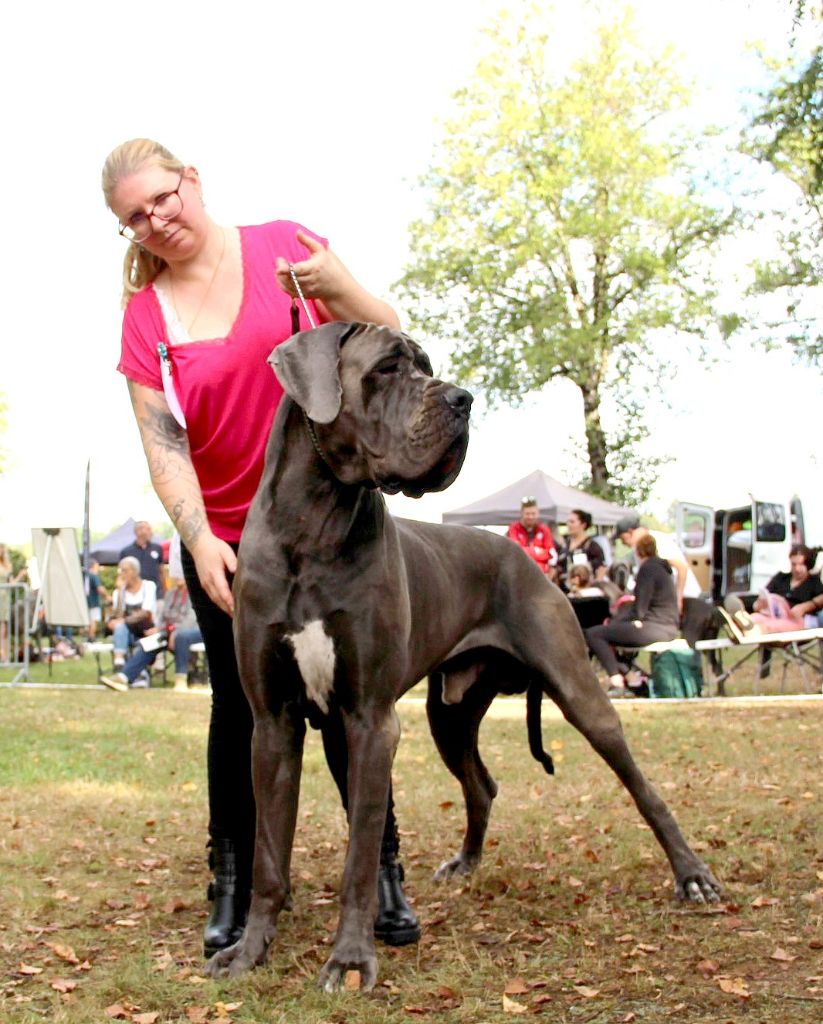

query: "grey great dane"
(206, 322), (721, 990)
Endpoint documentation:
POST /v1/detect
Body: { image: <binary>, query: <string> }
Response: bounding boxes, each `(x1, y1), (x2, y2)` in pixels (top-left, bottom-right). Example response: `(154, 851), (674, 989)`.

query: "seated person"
(105, 556), (158, 670)
(506, 497), (558, 579)
(101, 576), (202, 692)
(724, 544), (823, 637)
(615, 514), (702, 613)
(585, 534), (679, 697)
(558, 509), (606, 587)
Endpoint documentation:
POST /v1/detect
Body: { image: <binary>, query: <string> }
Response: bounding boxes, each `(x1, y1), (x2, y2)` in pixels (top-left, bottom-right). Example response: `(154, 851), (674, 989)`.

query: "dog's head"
(269, 322), (472, 497)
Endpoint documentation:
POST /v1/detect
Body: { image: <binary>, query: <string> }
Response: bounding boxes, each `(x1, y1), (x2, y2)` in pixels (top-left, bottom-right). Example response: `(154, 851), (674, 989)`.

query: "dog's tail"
(526, 681), (554, 775)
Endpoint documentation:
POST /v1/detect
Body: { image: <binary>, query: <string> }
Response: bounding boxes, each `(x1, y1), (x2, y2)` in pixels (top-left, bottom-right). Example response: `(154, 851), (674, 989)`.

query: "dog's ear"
(404, 336), (434, 377)
(269, 322), (360, 423)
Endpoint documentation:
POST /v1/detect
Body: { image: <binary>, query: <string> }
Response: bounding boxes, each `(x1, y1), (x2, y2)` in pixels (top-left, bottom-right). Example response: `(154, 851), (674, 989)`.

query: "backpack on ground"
(650, 649), (703, 698)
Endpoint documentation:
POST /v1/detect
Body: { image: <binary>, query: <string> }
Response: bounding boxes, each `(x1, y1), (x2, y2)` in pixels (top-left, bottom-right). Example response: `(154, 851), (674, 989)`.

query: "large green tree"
(743, 45), (822, 363)
(397, 7), (738, 505)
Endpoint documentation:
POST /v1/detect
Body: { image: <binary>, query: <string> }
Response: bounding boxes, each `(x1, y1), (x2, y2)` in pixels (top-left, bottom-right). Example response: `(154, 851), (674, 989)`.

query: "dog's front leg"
(317, 706), (400, 993)
(206, 707), (306, 977)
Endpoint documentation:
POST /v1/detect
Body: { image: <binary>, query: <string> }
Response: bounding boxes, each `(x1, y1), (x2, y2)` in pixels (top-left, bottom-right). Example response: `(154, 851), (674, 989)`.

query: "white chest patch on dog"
(285, 620), (336, 714)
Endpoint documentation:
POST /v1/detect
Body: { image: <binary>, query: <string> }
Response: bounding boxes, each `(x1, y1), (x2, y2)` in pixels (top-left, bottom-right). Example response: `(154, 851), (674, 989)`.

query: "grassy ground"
(0, 655), (821, 1023)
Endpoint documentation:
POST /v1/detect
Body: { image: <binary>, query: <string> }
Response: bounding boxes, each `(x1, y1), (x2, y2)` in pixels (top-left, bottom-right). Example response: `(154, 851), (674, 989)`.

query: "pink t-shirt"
(117, 220), (328, 542)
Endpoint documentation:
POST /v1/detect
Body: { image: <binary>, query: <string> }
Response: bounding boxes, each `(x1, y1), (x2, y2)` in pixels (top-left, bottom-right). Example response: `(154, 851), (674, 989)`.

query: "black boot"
(203, 838), (251, 958)
(374, 855), (421, 946)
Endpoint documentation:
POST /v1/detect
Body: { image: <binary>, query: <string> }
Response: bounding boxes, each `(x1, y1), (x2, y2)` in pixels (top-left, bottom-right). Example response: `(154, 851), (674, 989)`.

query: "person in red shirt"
(506, 498), (558, 579)
(102, 138), (418, 959)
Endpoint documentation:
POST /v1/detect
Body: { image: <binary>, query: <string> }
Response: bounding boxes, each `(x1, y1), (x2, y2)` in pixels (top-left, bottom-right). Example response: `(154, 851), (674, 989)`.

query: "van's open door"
(750, 498), (790, 593)
(675, 502), (713, 594)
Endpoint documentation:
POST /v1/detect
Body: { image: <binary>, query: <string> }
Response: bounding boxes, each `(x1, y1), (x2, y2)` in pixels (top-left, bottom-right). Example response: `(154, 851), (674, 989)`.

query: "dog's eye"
(375, 360), (401, 376)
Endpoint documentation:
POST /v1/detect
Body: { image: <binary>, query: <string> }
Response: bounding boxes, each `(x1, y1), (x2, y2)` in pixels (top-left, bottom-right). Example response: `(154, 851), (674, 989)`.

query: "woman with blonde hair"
(102, 139), (418, 956)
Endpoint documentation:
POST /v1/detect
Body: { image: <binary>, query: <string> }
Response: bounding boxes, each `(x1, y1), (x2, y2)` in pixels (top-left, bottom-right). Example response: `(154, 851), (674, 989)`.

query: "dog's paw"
(674, 862), (722, 904)
(318, 950), (378, 993)
(204, 933), (270, 977)
(433, 853), (478, 882)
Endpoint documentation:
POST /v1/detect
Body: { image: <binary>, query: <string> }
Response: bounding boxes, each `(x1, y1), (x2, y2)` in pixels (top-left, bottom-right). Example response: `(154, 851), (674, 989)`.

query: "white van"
(675, 496), (820, 601)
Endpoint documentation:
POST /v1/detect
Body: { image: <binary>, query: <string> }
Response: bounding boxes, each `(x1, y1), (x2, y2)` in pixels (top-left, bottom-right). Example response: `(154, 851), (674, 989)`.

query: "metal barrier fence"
(0, 583), (31, 683)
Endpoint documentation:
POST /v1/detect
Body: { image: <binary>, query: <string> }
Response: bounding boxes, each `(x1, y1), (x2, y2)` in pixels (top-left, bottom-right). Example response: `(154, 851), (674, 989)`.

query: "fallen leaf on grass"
(184, 1008), (209, 1023)
(573, 985), (600, 998)
(162, 898), (188, 914)
(133, 1014), (160, 1024)
(105, 1005), (130, 1019)
(434, 986), (458, 1001)
(44, 941), (80, 964)
(502, 994), (528, 1013)
(696, 958), (720, 977)
(750, 895), (779, 908)
(717, 977), (751, 999)
(504, 977), (529, 995)
(18, 963), (43, 975)
(344, 971), (361, 991)
(50, 978), (78, 993)
(770, 948), (798, 963)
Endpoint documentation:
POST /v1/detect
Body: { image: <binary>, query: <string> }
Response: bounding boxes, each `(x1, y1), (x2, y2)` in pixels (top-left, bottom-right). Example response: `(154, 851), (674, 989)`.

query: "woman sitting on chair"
(585, 534), (679, 697)
(105, 556), (157, 674)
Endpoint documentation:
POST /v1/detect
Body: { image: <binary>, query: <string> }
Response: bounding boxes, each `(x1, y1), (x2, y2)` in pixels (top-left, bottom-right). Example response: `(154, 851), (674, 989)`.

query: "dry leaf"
(114, 918), (139, 927)
(504, 977), (529, 995)
(750, 895), (779, 908)
(567, 876), (584, 888)
(105, 1005), (130, 1019)
(344, 970), (361, 991)
(621, 1014), (637, 1023)
(717, 977), (751, 999)
(18, 963), (43, 975)
(435, 986), (457, 1000)
(573, 985), (600, 998)
(50, 978), (78, 993)
(184, 1007), (209, 1023)
(162, 898), (188, 914)
(133, 1014), (160, 1024)
(770, 948), (797, 963)
(44, 942), (80, 965)
(502, 993), (528, 1014)
(439, 801), (454, 810)
(696, 958), (720, 977)
(216, 1003), (243, 1013)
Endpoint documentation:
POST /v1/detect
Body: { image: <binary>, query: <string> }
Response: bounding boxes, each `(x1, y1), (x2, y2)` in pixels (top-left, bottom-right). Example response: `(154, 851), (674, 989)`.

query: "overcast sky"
(1, 0), (821, 548)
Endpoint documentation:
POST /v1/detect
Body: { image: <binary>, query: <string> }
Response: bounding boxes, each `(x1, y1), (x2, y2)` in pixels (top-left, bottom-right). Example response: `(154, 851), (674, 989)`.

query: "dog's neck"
(255, 398), (385, 560)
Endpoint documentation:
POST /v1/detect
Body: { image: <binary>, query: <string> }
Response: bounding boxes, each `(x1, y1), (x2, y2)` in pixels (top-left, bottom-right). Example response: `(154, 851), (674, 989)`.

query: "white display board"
(31, 527), (90, 628)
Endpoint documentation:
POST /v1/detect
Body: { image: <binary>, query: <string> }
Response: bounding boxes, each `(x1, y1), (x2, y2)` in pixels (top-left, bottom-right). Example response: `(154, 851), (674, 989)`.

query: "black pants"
(181, 544), (399, 859)
(585, 620), (677, 677)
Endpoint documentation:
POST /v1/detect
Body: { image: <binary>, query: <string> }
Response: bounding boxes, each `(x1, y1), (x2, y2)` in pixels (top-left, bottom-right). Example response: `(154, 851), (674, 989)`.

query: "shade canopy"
(442, 470), (633, 528)
(90, 518), (168, 566)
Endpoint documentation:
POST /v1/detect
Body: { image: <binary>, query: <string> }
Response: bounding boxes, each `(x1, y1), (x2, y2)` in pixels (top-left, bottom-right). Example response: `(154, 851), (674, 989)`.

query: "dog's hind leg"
(540, 655), (721, 903)
(427, 671), (498, 881)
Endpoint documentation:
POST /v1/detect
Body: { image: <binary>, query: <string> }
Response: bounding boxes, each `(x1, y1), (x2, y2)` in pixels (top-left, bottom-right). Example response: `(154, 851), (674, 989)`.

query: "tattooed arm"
(127, 380), (236, 615)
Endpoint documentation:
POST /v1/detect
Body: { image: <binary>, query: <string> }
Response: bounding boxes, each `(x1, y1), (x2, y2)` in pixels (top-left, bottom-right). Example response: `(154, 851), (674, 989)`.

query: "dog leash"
(288, 263), (317, 333)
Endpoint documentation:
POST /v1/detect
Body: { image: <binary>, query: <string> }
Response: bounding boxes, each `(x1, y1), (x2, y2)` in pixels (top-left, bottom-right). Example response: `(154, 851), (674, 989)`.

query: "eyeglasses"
(118, 172), (185, 243)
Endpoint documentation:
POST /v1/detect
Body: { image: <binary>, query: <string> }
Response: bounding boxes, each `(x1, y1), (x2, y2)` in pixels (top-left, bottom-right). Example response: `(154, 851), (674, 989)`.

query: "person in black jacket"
(585, 533), (679, 697)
